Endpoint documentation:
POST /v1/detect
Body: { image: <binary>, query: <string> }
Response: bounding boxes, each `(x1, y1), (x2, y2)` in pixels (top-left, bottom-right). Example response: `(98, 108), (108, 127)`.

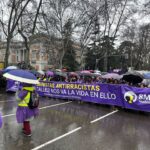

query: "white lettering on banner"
(43, 87), (50, 92)
(36, 87), (43, 91)
(61, 89), (67, 94)
(68, 90), (75, 95)
(99, 92), (116, 100)
(138, 94), (150, 104)
(139, 94), (150, 101)
(90, 92), (99, 98)
(51, 89), (60, 94)
(138, 94), (143, 100)
(76, 90), (89, 96)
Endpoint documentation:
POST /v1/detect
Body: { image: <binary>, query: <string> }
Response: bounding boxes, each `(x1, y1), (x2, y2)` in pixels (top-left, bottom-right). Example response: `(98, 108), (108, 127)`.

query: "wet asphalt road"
(0, 91), (150, 150)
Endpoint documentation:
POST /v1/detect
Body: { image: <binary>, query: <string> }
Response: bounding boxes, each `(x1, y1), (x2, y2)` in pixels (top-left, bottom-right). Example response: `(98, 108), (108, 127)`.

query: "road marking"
(90, 110), (118, 124)
(2, 101), (72, 118)
(39, 101), (72, 110)
(2, 114), (15, 118)
(31, 110), (119, 150)
(31, 127), (82, 150)
(0, 100), (16, 103)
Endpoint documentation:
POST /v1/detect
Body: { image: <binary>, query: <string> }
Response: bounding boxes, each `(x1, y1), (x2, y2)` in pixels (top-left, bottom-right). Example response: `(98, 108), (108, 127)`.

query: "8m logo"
(124, 91), (137, 104)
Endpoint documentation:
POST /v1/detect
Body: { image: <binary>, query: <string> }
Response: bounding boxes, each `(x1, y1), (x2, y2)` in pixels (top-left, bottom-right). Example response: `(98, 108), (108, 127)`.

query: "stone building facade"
(0, 33), (82, 70)
(29, 34), (82, 70)
(0, 41), (26, 68)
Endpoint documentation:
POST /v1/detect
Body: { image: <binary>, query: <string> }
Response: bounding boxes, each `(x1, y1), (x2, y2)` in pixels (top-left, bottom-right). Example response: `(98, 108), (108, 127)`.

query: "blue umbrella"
(29, 70), (40, 76)
(143, 73), (150, 79)
(3, 69), (39, 84)
(3, 66), (18, 73)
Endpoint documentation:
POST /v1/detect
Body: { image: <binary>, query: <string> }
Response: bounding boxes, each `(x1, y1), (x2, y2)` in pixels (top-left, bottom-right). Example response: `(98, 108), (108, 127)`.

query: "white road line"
(90, 110), (118, 124)
(31, 109), (119, 150)
(31, 127), (82, 150)
(0, 100), (16, 103)
(2, 114), (15, 118)
(2, 101), (72, 118)
(39, 101), (72, 110)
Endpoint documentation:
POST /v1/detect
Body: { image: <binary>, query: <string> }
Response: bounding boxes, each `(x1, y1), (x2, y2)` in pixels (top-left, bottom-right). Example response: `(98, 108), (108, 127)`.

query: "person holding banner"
(16, 83), (39, 136)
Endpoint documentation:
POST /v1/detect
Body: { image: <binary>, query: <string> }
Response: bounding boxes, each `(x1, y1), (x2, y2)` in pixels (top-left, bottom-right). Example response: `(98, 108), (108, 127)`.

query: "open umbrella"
(3, 66), (18, 73)
(46, 71), (54, 76)
(30, 70), (40, 76)
(55, 69), (61, 72)
(94, 70), (101, 74)
(3, 69), (39, 84)
(79, 70), (92, 76)
(122, 71), (143, 84)
(69, 72), (79, 77)
(102, 73), (122, 80)
(93, 73), (102, 77)
(143, 72), (150, 79)
(38, 70), (45, 75)
(80, 70), (91, 74)
(54, 71), (67, 77)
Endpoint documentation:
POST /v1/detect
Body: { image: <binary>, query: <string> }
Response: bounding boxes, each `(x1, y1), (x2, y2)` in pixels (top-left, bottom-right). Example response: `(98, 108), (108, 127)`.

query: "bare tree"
(135, 24), (150, 69)
(17, 0), (43, 64)
(77, 0), (132, 70)
(38, 0), (78, 69)
(0, 0), (32, 67)
(119, 22), (150, 70)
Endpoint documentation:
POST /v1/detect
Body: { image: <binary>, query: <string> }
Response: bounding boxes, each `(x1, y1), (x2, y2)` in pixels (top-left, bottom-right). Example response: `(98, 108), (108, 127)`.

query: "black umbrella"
(122, 71), (143, 84)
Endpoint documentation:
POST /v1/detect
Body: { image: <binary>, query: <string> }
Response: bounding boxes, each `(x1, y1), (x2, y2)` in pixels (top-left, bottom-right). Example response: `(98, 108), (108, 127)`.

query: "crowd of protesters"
(36, 71), (148, 88)
(1, 66), (148, 88)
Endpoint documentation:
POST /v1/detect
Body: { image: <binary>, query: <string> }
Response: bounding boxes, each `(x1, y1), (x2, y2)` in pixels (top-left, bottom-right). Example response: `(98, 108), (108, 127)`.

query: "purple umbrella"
(102, 73), (122, 80)
(3, 69), (39, 84)
(3, 66), (18, 73)
(46, 71), (54, 76)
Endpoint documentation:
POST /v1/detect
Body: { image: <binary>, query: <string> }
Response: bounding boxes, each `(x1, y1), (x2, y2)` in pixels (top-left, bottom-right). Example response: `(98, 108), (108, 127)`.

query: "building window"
(16, 50), (20, 62)
(31, 50), (37, 64)
(32, 50), (37, 60)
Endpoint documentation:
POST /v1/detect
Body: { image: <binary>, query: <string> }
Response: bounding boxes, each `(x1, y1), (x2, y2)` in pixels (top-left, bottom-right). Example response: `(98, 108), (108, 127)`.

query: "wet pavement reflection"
(0, 92), (150, 150)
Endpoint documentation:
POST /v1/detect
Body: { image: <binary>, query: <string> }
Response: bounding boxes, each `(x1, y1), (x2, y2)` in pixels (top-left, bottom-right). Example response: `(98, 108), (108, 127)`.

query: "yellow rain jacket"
(17, 87), (35, 107)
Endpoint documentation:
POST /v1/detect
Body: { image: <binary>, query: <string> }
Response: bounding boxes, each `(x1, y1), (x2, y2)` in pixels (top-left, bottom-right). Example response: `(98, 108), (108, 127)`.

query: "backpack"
(28, 91), (39, 109)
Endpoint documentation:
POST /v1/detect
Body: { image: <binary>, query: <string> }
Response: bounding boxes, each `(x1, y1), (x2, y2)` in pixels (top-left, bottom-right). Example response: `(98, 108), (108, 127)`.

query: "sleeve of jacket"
(18, 90), (28, 100)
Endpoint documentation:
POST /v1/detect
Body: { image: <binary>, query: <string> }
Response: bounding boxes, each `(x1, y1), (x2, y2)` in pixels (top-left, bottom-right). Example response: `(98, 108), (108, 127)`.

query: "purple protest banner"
(6, 79), (20, 92)
(7, 80), (150, 112)
(36, 81), (123, 107)
(121, 85), (150, 112)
